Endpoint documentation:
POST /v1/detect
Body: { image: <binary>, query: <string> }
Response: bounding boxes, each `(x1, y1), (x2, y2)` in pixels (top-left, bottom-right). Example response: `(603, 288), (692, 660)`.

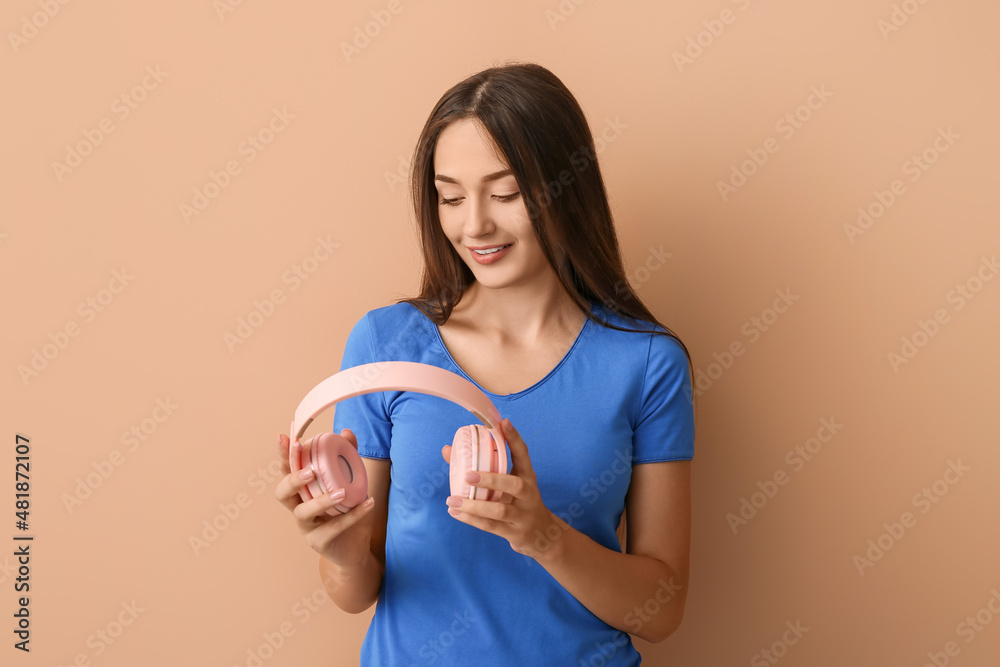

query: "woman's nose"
(463, 197), (496, 237)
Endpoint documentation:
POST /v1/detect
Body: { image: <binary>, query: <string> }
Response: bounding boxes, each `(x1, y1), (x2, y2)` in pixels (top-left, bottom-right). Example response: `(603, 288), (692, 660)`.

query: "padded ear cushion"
(488, 440), (501, 501)
(310, 432), (368, 515)
(473, 427), (496, 501)
(450, 425), (479, 500)
(451, 424), (508, 502)
(486, 426), (505, 502)
(290, 436), (317, 502)
(301, 439), (323, 501)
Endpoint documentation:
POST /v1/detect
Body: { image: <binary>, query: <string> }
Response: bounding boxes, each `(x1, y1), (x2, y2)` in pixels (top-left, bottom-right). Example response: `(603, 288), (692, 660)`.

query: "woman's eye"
(438, 192), (519, 207)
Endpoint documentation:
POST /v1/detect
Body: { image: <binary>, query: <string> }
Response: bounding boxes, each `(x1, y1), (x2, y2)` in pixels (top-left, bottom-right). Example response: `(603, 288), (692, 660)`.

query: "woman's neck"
(452, 278), (587, 346)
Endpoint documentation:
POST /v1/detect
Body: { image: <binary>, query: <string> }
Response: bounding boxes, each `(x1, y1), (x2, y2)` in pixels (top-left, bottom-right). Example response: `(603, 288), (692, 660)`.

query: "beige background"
(3, 1), (999, 665)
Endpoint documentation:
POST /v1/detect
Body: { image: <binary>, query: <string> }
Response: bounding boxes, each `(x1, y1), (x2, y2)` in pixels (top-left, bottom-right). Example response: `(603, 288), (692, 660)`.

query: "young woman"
(275, 61), (696, 666)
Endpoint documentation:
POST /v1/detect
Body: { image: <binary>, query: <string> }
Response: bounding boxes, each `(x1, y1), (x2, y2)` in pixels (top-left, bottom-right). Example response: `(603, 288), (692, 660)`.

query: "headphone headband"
(290, 361), (507, 457)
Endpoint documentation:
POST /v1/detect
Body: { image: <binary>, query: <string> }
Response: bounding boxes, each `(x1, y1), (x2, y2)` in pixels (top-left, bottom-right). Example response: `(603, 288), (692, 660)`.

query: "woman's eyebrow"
(434, 168), (513, 185)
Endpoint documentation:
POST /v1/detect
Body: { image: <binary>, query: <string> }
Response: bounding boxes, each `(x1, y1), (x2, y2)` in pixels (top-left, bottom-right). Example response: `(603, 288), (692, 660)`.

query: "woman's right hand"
(273, 430), (377, 570)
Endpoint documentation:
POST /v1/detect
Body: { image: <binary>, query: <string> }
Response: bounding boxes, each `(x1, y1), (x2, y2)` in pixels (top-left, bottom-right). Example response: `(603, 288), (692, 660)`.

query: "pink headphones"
(289, 361), (510, 515)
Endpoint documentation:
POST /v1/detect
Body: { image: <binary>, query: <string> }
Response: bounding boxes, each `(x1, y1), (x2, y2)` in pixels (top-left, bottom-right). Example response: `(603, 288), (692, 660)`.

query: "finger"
(446, 501), (507, 535)
(294, 434), (318, 476)
(280, 432), (316, 459)
(277, 434), (291, 475)
(463, 469), (528, 501)
(340, 428), (358, 449)
(276, 434), (323, 513)
(293, 489), (349, 523)
(500, 418), (536, 480)
(304, 497), (375, 545)
(447, 495), (516, 524)
(441, 444), (452, 464)
(273, 466), (316, 511)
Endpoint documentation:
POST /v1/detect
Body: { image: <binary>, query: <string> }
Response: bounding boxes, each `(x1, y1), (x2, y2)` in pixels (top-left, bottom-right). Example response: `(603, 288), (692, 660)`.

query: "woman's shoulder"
(588, 301), (673, 339)
(360, 300), (425, 328)
(587, 302), (688, 364)
(347, 301), (441, 363)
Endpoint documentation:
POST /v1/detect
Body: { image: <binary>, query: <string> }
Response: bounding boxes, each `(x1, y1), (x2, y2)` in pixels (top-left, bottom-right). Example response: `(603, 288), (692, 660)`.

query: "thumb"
(501, 418), (534, 477)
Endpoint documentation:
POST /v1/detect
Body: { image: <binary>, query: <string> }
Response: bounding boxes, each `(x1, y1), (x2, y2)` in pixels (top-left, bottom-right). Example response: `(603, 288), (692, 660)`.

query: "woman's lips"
(468, 244), (512, 264)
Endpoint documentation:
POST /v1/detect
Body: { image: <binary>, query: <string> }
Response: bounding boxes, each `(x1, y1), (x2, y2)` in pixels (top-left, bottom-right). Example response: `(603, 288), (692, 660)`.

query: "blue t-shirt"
(331, 300), (694, 666)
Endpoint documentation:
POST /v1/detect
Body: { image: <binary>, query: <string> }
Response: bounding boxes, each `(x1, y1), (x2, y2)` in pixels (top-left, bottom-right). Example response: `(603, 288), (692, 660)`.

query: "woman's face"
(433, 118), (551, 291)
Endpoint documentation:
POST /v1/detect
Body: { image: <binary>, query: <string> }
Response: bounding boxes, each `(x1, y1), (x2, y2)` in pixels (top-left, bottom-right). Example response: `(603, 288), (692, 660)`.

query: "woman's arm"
(445, 419), (691, 643)
(318, 456), (391, 614)
(533, 459), (691, 643)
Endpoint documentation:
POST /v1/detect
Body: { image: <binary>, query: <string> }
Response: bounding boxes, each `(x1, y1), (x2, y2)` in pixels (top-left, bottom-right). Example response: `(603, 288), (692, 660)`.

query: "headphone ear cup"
(473, 426), (496, 501)
(450, 425), (479, 500)
(292, 436), (320, 502)
(490, 440), (503, 502)
(312, 432), (368, 515)
(486, 426), (505, 502)
(450, 425), (506, 502)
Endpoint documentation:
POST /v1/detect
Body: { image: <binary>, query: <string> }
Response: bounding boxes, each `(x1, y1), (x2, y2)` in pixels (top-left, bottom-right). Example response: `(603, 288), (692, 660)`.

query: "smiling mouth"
(472, 244), (512, 256)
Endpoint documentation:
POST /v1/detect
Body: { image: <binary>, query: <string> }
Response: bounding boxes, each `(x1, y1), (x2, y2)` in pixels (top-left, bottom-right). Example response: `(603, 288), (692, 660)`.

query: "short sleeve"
(632, 332), (695, 463)
(331, 313), (393, 459)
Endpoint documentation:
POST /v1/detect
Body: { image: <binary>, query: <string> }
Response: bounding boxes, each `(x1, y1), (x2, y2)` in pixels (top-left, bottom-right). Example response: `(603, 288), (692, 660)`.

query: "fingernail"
(446, 496), (463, 508)
(329, 489), (346, 501)
(464, 471), (481, 484)
(363, 497), (374, 508)
(448, 507), (462, 516)
(298, 469), (314, 481)
(277, 435), (283, 446)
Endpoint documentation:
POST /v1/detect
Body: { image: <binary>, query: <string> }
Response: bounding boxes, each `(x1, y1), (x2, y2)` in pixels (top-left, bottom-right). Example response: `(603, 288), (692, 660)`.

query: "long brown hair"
(395, 61), (696, 412)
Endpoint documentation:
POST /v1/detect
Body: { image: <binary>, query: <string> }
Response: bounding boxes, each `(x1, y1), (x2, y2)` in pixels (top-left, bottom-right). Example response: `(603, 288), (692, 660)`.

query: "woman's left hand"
(441, 418), (565, 561)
